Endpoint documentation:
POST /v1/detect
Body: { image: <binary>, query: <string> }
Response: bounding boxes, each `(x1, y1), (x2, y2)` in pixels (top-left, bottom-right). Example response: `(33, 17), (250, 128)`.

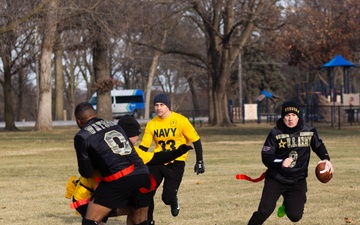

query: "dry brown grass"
(0, 123), (359, 225)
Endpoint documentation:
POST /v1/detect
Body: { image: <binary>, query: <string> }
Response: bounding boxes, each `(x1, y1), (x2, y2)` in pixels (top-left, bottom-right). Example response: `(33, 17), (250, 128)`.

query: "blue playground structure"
(256, 89), (281, 123)
(298, 54), (357, 124)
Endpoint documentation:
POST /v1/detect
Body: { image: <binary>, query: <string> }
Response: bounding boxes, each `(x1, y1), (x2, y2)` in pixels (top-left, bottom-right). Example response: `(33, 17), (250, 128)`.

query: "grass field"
(0, 122), (359, 225)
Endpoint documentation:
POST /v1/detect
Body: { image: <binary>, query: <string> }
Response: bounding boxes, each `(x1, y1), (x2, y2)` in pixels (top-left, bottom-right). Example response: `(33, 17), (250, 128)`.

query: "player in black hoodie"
(248, 101), (334, 225)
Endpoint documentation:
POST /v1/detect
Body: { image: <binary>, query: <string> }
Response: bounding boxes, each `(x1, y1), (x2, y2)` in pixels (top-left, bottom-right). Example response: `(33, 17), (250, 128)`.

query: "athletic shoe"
(149, 220), (155, 225)
(170, 197), (180, 217)
(277, 201), (285, 218)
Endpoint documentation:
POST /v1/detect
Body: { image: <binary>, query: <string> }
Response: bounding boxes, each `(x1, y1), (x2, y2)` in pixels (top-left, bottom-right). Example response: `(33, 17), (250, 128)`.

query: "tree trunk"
(144, 27), (170, 119)
(186, 75), (200, 116)
(3, 60), (17, 130)
(54, 29), (64, 121)
(17, 68), (25, 122)
(34, 0), (59, 131)
(68, 58), (76, 121)
(93, 26), (112, 120)
(196, 0), (271, 126)
(144, 50), (161, 119)
(1, 31), (17, 131)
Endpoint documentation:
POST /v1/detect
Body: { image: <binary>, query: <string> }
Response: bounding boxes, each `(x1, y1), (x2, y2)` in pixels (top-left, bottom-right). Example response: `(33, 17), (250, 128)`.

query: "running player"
(139, 93), (205, 225)
(247, 101), (334, 224)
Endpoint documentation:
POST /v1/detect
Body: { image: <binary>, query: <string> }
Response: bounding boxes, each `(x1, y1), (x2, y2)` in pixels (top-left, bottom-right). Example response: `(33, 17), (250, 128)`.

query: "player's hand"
(318, 159), (334, 173)
(175, 144), (193, 156)
(194, 160), (205, 175)
(282, 158), (293, 168)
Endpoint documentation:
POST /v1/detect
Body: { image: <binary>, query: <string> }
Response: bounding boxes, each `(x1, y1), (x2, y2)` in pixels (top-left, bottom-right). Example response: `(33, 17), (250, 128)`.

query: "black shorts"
(92, 173), (151, 209)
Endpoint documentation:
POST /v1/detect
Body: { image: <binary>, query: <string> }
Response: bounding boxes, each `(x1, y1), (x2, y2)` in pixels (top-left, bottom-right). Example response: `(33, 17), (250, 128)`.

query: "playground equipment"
(299, 54), (358, 125)
(255, 89), (281, 123)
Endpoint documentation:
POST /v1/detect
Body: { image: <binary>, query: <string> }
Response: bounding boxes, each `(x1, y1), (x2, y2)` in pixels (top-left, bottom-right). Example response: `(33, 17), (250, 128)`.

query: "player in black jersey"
(248, 101), (334, 225)
(74, 102), (151, 225)
(68, 114), (192, 225)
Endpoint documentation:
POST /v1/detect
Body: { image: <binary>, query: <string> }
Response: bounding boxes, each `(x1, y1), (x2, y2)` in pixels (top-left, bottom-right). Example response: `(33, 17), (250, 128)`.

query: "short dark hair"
(74, 102), (95, 119)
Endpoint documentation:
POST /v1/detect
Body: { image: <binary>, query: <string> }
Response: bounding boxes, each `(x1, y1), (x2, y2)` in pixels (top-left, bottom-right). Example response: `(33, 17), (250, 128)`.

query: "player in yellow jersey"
(139, 93), (205, 225)
(66, 115), (192, 225)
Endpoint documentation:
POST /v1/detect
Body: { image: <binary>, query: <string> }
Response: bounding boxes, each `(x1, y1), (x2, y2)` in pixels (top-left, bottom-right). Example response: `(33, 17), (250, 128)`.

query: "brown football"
(315, 162), (332, 183)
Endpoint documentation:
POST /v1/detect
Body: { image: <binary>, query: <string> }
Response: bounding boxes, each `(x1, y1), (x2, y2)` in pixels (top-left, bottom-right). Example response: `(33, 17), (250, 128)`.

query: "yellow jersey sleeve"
(134, 146), (154, 164)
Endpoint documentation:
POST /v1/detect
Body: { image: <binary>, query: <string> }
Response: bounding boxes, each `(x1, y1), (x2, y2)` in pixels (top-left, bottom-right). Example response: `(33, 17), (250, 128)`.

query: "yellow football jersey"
(140, 112), (200, 161)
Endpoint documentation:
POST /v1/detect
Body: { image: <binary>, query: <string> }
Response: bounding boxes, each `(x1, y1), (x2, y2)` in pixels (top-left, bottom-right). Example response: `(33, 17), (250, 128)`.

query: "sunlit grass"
(0, 123), (359, 224)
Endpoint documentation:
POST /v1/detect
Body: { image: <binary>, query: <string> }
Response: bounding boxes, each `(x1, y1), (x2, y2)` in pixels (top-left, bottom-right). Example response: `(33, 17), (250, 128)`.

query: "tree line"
(0, 0), (359, 130)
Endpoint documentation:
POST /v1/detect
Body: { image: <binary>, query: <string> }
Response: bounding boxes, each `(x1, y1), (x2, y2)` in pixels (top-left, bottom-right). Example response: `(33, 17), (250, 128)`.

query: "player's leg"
(127, 173), (152, 225)
(88, 175), (139, 224)
(126, 215), (134, 225)
(84, 200), (112, 223)
(147, 165), (164, 223)
(282, 179), (307, 222)
(134, 220), (149, 225)
(161, 161), (185, 217)
(82, 218), (100, 225)
(147, 196), (156, 224)
(75, 199), (112, 224)
(248, 178), (282, 225)
(129, 206), (149, 225)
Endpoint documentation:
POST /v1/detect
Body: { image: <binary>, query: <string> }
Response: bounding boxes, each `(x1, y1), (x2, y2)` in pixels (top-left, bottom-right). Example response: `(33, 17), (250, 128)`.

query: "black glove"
(175, 144), (193, 157)
(194, 160), (205, 175)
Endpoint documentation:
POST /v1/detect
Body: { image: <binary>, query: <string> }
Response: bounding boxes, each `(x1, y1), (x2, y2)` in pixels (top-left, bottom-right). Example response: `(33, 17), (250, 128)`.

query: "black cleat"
(170, 198), (180, 217)
(149, 220), (155, 225)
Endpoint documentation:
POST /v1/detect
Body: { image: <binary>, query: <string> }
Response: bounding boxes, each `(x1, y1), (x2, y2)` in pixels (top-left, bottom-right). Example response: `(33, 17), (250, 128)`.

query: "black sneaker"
(170, 198), (180, 217)
(149, 220), (155, 225)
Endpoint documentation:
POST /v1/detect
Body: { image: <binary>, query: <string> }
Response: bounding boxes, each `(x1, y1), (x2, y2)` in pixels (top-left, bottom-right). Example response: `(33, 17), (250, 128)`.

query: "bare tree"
(0, 0), (43, 130)
(0, 31), (17, 130)
(128, 1), (280, 126)
(34, 0), (59, 131)
(274, 0), (360, 99)
(92, 26), (113, 120)
(63, 50), (78, 120)
(54, 29), (65, 121)
(163, 0), (280, 126)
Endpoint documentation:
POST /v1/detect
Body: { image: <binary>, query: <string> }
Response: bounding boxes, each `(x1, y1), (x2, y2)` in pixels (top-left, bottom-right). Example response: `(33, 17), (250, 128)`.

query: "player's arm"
(261, 132), (283, 169)
(139, 123), (153, 152)
(146, 144), (193, 166)
(180, 117), (205, 174)
(310, 128), (333, 173)
(311, 128), (330, 161)
(74, 135), (94, 178)
(193, 139), (203, 162)
(193, 139), (205, 174)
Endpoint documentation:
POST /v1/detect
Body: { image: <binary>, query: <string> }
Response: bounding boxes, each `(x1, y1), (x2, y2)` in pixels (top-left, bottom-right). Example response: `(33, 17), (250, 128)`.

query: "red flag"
(235, 172), (265, 182)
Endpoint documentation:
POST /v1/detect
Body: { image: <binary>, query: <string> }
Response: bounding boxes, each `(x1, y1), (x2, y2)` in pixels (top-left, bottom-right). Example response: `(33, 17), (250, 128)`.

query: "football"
(315, 162), (332, 183)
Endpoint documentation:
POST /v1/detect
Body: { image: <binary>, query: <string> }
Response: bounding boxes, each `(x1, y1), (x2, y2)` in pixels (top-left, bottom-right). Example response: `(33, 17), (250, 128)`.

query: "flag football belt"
(70, 198), (90, 209)
(235, 172), (265, 182)
(95, 163), (135, 183)
(139, 174), (157, 194)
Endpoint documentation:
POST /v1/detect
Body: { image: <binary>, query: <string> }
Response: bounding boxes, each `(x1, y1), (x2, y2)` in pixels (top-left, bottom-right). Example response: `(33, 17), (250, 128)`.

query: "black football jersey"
(74, 118), (148, 178)
(261, 118), (330, 181)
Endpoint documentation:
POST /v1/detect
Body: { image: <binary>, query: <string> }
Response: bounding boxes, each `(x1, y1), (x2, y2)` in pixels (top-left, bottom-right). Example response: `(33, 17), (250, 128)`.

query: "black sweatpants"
(248, 178), (307, 225)
(147, 161), (185, 221)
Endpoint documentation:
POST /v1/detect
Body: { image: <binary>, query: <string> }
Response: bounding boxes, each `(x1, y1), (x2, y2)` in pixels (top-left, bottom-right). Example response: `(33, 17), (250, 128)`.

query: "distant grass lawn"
(0, 123), (359, 225)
